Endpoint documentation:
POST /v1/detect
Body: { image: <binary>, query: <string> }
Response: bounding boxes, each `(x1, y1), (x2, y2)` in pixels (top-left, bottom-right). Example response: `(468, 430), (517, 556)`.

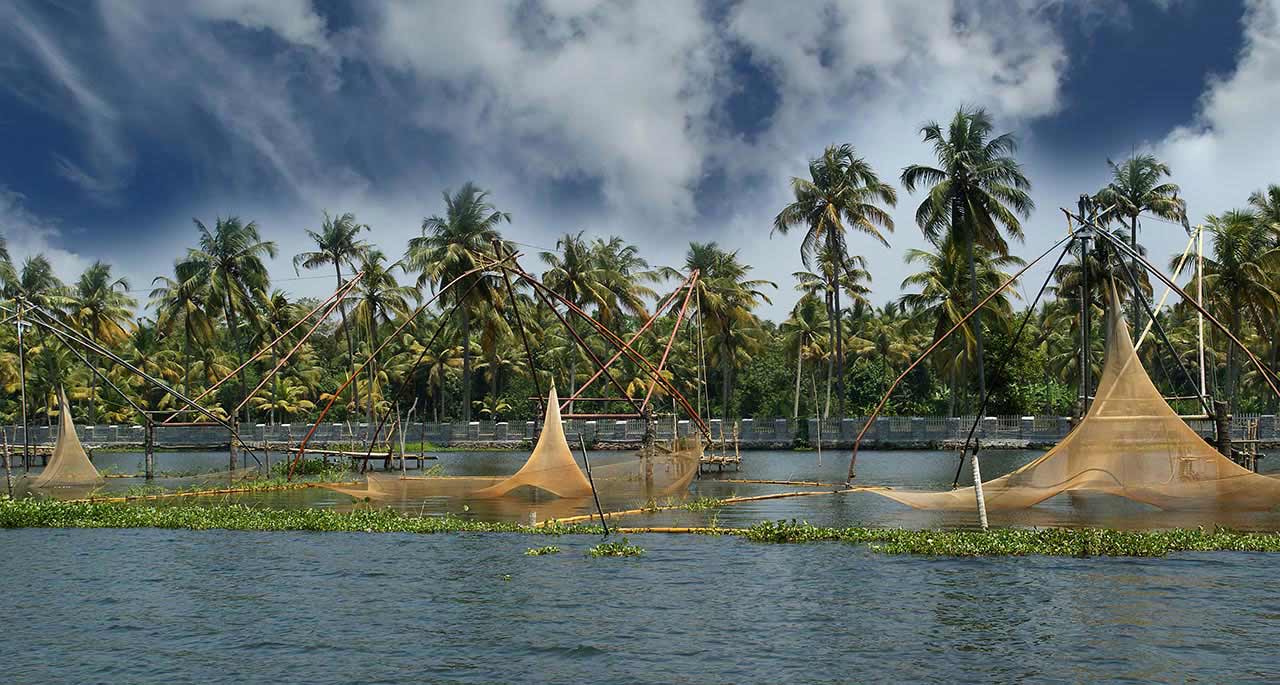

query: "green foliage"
(586, 537), (645, 557)
(682, 496), (726, 511)
(524, 545), (561, 556)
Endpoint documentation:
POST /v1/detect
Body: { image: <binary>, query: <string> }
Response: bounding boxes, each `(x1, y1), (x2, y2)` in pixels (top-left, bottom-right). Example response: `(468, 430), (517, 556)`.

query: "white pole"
(1197, 225), (1207, 403)
(971, 452), (989, 529)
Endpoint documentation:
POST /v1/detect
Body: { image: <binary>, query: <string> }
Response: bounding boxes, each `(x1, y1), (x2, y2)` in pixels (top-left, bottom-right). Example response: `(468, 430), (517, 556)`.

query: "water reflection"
(20, 447), (1280, 530)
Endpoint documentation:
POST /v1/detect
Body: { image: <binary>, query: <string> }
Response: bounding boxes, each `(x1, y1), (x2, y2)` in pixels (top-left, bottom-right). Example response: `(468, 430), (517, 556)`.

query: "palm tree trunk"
(1228, 300), (1241, 413)
(182, 310), (193, 398)
(88, 351), (98, 424)
(793, 344), (803, 419)
(948, 363), (957, 418)
(367, 319), (379, 431)
(567, 352), (577, 415)
(721, 346), (732, 419)
(1130, 215), (1141, 334)
(336, 263), (361, 418)
(966, 229), (988, 413)
(461, 305), (472, 422)
(824, 293), (835, 420)
(224, 288), (250, 425)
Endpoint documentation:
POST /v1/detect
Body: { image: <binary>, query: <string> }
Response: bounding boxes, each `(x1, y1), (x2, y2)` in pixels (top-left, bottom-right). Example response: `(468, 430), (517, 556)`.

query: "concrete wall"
(5, 414), (1276, 449)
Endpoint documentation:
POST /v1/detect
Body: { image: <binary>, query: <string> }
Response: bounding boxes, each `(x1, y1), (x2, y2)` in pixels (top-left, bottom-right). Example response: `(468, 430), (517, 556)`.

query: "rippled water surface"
(3, 528), (1280, 683)
(36, 447), (1280, 530)
(7, 449), (1280, 682)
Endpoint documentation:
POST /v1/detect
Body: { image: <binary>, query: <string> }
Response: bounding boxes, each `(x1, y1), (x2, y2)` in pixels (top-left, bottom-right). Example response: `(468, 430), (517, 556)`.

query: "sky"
(1, 0), (1276, 321)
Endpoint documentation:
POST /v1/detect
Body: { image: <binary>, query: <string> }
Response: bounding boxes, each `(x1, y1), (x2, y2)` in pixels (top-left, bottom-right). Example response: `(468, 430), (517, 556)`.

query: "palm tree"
(293, 211), (369, 413)
(541, 232), (618, 410)
(404, 183), (510, 422)
(1173, 210), (1280, 411)
(664, 242), (775, 417)
(900, 238), (1023, 414)
(150, 259), (214, 397)
(901, 106), (1033, 407)
(346, 249), (415, 425)
(1248, 184), (1280, 235)
(0, 232), (13, 288)
(793, 246), (873, 415)
(67, 261), (136, 423)
(185, 217), (277, 422)
(774, 143), (897, 418)
(1095, 154), (1186, 332)
(780, 294), (828, 419)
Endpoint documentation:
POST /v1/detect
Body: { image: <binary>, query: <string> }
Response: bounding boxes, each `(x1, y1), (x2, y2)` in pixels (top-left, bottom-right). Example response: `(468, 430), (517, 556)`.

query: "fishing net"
(875, 287), (1280, 512)
(324, 387), (704, 506)
(471, 384), (594, 498)
(28, 389), (103, 490)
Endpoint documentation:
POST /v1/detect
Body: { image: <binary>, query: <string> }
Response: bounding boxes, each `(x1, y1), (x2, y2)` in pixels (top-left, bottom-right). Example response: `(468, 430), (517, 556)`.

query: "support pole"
(2, 428), (14, 497)
(144, 419), (155, 480)
(1197, 225), (1207, 405)
(971, 446), (989, 529)
(1214, 400), (1232, 458)
(229, 417), (239, 471)
(578, 434), (608, 536)
(17, 301), (30, 472)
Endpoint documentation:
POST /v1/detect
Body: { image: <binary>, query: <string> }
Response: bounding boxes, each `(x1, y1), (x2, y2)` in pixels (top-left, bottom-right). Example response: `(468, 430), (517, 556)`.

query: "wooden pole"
(1214, 400), (1232, 459)
(2, 428), (14, 497)
(144, 419), (155, 480)
(17, 301), (30, 472)
(1197, 225), (1207, 405)
(578, 434), (609, 536)
(229, 416), (239, 471)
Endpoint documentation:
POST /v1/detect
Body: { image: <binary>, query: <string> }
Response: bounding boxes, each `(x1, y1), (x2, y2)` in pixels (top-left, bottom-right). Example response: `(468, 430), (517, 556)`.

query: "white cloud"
(0, 187), (92, 282)
(186, 0), (329, 51)
(1155, 0), (1280, 225)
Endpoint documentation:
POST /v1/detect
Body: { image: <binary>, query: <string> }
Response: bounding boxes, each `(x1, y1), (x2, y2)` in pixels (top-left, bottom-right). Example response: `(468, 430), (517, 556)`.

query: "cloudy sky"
(1, 0), (1276, 320)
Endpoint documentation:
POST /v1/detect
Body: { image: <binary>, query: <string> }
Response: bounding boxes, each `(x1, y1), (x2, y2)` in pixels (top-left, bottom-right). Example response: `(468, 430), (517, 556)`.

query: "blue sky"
(1, 0), (1276, 319)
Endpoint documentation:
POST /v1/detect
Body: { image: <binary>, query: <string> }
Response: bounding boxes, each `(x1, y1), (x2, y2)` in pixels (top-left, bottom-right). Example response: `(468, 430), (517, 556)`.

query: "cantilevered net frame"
(875, 289), (1280, 512)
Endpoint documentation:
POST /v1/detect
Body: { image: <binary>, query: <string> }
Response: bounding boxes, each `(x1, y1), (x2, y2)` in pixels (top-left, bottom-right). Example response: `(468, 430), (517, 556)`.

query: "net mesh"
(875, 287), (1280, 512)
(326, 387), (704, 506)
(29, 389), (103, 490)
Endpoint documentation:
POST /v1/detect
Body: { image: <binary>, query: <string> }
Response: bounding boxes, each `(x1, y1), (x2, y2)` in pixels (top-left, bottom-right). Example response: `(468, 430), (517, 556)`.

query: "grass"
(6, 499), (1280, 557)
(587, 538), (645, 557)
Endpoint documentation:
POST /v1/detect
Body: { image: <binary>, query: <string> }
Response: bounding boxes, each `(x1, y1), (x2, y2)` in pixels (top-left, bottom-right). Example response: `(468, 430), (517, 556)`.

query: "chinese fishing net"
(325, 384), (702, 505)
(28, 388), (104, 492)
(874, 287), (1280, 512)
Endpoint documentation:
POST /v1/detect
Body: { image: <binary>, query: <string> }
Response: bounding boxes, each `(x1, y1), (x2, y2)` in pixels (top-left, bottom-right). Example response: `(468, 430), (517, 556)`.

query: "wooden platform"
(248, 443), (437, 470)
(699, 454), (742, 473)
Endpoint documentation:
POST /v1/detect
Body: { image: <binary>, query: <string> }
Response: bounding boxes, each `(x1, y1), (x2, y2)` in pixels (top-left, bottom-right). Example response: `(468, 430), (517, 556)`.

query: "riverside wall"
(5, 414), (1278, 451)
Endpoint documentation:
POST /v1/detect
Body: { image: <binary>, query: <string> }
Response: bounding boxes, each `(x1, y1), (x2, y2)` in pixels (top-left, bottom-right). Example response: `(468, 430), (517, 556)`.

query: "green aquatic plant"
(682, 496), (726, 512)
(9, 500), (1280, 558)
(524, 545), (561, 556)
(587, 538), (645, 558)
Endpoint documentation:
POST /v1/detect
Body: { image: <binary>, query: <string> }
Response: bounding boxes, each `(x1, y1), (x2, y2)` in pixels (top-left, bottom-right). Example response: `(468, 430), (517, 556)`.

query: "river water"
(49, 447), (1280, 531)
(3, 527), (1279, 683)
(6, 449), (1280, 683)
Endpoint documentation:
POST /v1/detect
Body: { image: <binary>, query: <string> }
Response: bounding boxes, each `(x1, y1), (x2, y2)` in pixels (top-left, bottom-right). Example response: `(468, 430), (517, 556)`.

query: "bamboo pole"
(3, 428), (14, 497)
(1197, 225), (1207, 404)
(144, 419), (155, 481)
(17, 301), (29, 472)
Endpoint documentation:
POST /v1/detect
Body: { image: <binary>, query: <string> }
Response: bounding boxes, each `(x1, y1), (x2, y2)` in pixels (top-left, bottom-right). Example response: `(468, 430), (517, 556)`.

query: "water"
(3, 527), (1279, 683)
(8, 449), (1280, 682)
(31, 447), (1280, 531)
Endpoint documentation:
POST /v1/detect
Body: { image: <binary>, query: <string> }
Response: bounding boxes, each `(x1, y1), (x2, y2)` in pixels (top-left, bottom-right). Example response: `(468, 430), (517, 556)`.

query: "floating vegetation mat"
(6, 498), (1280, 557)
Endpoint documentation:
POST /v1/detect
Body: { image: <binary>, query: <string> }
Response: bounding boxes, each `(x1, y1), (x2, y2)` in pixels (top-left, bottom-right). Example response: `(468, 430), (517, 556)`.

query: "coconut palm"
(774, 143), (896, 418)
(1248, 185), (1280, 236)
(344, 249), (415, 425)
(780, 294), (828, 419)
(1095, 154), (1186, 331)
(0, 232), (12, 287)
(665, 242), (775, 417)
(404, 183), (510, 422)
(293, 211), (369, 412)
(66, 262), (136, 423)
(900, 237), (1023, 413)
(1173, 210), (1280, 411)
(150, 259), (214, 397)
(185, 217), (277, 422)
(900, 106), (1033, 407)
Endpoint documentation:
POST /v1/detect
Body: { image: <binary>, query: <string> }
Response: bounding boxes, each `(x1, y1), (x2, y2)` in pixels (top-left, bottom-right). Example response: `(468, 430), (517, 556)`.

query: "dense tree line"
(2, 107), (1279, 427)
